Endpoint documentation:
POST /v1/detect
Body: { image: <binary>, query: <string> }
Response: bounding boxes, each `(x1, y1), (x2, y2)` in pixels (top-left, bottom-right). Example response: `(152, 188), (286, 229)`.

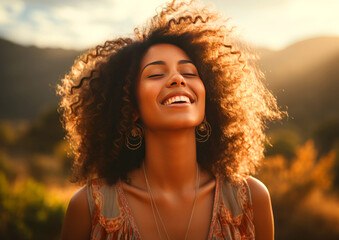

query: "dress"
(87, 176), (255, 240)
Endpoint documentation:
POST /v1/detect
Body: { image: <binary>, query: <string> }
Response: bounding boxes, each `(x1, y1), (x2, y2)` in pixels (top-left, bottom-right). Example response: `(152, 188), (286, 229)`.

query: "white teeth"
(163, 96), (190, 105)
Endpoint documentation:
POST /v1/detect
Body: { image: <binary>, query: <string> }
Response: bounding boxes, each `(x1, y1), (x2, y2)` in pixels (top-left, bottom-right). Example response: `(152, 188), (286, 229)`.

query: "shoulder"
(67, 186), (89, 214)
(61, 186), (91, 240)
(245, 176), (274, 240)
(246, 176), (270, 203)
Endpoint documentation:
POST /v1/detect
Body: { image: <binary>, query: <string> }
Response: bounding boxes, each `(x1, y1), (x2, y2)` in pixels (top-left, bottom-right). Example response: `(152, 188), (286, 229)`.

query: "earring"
(195, 117), (211, 142)
(125, 122), (144, 150)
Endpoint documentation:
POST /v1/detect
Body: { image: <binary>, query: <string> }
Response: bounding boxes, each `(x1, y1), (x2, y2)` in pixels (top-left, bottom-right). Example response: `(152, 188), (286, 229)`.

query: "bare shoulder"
(246, 176), (274, 240)
(246, 176), (270, 202)
(61, 186), (91, 240)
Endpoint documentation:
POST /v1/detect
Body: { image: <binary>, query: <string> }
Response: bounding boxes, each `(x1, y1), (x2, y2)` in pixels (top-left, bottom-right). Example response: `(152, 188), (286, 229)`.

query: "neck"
(143, 127), (198, 192)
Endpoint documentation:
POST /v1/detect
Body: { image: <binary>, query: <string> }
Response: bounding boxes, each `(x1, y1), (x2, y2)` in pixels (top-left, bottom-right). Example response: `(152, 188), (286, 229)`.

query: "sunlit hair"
(56, 0), (283, 185)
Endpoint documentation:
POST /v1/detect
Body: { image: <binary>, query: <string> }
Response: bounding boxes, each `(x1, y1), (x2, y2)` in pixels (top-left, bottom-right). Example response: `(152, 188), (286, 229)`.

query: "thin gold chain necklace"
(142, 162), (200, 240)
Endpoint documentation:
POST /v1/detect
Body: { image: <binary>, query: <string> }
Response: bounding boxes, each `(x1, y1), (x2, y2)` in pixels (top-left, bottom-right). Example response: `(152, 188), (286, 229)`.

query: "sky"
(0, 0), (338, 50)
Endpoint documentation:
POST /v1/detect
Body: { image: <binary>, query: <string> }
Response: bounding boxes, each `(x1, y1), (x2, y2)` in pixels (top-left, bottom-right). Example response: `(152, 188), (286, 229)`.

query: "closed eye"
(148, 74), (164, 78)
(182, 73), (197, 77)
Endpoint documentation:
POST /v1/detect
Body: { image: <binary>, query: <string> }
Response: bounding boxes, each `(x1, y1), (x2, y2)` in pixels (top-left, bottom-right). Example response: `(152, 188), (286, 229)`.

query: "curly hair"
(56, 0), (283, 185)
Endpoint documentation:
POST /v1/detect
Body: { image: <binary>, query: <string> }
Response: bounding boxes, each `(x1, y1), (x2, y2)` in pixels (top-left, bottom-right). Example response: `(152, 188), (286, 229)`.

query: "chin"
(142, 112), (204, 130)
(163, 118), (202, 129)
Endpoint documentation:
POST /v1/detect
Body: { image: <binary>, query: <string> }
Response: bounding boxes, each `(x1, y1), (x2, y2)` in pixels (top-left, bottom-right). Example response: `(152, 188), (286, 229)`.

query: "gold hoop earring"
(125, 122), (144, 150)
(195, 117), (211, 142)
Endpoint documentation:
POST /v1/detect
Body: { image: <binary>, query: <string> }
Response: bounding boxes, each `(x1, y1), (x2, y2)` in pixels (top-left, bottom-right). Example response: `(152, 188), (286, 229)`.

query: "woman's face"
(136, 43), (205, 131)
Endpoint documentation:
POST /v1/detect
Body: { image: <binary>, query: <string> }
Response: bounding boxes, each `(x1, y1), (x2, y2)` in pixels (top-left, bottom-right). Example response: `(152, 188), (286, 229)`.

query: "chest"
(122, 185), (216, 240)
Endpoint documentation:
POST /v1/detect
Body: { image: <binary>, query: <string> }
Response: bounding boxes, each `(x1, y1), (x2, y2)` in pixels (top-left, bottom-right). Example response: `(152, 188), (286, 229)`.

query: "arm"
(61, 186), (91, 240)
(246, 176), (274, 240)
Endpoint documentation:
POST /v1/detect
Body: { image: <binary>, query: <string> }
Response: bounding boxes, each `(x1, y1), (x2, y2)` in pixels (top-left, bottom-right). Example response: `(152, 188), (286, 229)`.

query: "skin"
(61, 186), (91, 240)
(61, 44), (274, 240)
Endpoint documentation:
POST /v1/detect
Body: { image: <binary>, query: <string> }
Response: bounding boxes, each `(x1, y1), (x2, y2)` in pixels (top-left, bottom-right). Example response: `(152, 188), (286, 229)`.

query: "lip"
(160, 91), (195, 105)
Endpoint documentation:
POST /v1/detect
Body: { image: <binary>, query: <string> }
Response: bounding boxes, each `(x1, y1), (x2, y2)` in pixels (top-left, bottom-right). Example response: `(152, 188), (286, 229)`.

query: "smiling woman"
(56, 0), (283, 239)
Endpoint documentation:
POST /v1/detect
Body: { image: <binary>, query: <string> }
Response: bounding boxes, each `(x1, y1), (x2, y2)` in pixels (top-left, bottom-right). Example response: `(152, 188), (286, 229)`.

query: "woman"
(58, 1), (282, 239)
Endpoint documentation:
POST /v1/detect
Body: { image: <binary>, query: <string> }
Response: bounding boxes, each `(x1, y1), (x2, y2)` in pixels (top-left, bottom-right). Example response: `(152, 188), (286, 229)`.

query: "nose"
(166, 73), (187, 88)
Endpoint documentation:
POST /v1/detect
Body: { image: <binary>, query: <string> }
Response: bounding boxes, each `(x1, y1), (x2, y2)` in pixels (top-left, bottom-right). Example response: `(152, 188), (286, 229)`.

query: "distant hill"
(0, 37), (338, 135)
(0, 39), (80, 120)
(258, 36), (339, 133)
(260, 36), (339, 86)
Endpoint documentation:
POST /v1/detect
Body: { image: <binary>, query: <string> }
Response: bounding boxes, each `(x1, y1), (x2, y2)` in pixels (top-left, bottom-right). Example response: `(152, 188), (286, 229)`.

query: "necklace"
(142, 162), (200, 240)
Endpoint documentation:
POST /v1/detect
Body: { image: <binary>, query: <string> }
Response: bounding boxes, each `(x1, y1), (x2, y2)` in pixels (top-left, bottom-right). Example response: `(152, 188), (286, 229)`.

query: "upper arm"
(246, 176), (274, 240)
(61, 186), (91, 240)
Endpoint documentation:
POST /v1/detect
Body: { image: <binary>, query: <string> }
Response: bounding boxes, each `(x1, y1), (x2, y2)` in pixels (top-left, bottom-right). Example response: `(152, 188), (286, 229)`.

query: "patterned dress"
(87, 176), (255, 240)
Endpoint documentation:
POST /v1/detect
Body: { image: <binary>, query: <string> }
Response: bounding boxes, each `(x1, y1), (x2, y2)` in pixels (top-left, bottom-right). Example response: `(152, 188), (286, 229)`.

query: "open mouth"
(162, 95), (194, 106)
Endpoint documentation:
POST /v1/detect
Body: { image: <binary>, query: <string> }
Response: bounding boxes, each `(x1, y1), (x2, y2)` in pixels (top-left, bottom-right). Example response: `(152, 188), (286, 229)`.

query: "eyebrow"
(178, 59), (193, 65)
(141, 59), (194, 74)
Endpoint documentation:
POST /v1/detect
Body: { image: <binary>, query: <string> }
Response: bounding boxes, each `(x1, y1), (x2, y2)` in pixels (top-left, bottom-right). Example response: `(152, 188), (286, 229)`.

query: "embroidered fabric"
(86, 176), (255, 240)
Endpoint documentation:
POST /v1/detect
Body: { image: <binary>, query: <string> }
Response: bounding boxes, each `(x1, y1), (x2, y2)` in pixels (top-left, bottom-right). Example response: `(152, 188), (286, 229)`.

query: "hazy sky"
(1, 0), (338, 50)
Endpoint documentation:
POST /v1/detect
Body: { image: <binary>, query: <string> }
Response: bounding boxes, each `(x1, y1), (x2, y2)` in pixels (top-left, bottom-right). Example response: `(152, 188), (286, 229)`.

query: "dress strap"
(207, 175), (220, 239)
(116, 179), (143, 239)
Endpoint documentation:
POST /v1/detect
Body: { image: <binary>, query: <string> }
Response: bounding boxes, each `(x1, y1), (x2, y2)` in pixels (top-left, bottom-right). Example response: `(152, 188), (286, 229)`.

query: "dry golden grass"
(303, 189), (339, 224)
(258, 140), (339, 239)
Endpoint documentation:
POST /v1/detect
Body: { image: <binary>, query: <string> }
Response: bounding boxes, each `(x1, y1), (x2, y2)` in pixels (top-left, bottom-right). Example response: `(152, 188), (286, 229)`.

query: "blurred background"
(0, 0), (338, 239)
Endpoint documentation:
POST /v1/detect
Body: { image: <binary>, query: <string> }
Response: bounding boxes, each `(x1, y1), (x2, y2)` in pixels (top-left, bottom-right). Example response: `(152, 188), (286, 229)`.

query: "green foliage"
(0, 172), (66, 240)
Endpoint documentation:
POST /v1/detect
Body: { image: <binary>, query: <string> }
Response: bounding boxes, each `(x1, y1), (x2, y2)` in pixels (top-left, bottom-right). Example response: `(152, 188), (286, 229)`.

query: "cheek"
(197, 81), (206, 120)
(136, 81), (160, 117)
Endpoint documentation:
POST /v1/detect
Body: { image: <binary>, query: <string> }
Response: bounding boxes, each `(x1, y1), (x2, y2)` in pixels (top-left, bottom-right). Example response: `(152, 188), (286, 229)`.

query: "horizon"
(1, 0), (339, 51)
(1, 33), (339, 53)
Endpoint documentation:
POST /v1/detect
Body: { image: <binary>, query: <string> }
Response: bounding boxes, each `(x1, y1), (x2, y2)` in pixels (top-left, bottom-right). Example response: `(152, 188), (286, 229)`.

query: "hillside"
(257, 36), (339, 132)
(269, 52), (339, 130)
(260, 36), (339, 86)
(0, 39), (80, 120)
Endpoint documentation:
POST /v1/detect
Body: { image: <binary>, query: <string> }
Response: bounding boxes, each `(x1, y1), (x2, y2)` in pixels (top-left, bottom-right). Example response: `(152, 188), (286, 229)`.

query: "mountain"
(0, 39), (80, 120)
(0, 37), (338, 135)
(257, 36), (339, 132)
(260, 36), (339, 86)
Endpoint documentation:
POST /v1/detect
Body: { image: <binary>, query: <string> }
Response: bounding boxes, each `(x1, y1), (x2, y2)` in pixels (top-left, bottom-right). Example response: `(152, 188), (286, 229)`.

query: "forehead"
(140, 43), (191, 67)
